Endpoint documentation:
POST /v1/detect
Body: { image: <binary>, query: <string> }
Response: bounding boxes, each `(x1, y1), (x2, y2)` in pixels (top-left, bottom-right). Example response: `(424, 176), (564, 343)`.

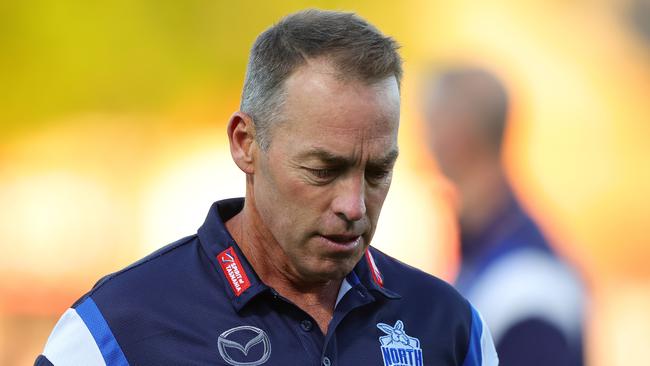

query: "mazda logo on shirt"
(217, 325), (272, 366)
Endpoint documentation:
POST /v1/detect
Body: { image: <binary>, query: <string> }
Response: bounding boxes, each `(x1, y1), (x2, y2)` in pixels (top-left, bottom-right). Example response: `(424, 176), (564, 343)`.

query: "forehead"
(278, 59), (400, 141)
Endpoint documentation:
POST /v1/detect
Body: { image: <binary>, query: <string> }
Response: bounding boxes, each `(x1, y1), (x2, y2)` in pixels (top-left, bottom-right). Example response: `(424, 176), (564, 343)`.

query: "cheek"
(259, 165), (325, 235)
(280, 172), (333, 215)
(366, 184), (391, 219)
(253, 162), (295, 235)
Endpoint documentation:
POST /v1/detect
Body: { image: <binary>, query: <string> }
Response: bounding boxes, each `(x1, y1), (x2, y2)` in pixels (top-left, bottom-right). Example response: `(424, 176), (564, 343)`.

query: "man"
(36, 10), (498, 366)
(423, 67), (585, 365)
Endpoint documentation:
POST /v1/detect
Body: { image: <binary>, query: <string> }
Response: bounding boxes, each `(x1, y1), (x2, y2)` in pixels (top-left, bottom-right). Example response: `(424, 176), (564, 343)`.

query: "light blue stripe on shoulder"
(76, 297), (130, 366)
(463, 305), (499, 366)
(462, 305), (483, 366)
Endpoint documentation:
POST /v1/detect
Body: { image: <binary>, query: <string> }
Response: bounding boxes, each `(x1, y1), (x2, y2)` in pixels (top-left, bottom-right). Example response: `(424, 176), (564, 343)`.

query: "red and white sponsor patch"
(217, 246), (251, 296)
(365, 248), (384, 287)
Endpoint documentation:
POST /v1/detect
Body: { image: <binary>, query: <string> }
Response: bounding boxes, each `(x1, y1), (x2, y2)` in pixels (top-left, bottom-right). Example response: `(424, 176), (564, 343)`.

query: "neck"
(456, 161), (511, 238)
(224, 197), (341, 333)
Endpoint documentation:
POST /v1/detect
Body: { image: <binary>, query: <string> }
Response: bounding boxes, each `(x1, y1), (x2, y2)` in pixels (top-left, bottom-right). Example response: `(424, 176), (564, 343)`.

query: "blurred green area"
(0, 0), (366, 138)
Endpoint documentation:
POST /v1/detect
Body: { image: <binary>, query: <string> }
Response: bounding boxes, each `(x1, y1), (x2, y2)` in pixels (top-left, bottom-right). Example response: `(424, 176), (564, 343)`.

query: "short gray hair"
(240, 9), (402, 150)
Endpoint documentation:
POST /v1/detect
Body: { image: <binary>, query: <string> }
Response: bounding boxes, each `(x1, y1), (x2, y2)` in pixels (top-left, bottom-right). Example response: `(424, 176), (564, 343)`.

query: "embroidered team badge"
(377, 320), (423, 366)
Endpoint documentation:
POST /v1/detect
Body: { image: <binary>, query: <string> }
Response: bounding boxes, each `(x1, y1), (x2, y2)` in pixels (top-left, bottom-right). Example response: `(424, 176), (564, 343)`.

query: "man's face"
(251, 60), (400, 283)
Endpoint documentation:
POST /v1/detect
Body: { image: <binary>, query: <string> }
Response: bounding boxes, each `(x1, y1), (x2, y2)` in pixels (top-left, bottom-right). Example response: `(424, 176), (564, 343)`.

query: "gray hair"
(240, 9), (403, 150)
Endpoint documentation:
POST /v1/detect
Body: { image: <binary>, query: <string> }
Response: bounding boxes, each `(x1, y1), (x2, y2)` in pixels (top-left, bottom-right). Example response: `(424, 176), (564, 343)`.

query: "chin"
(301, 260), (356, 283)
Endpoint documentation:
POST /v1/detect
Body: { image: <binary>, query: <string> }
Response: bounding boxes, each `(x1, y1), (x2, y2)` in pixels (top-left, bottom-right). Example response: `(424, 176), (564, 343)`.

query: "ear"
(227, 111), (257, 174)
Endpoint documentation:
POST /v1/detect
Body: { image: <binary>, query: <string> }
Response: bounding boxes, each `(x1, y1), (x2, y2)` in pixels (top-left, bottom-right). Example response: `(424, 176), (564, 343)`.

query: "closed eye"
(366, 167), (392, 184)
(367, 169), (390, 180)
(304, 167), (340, 182)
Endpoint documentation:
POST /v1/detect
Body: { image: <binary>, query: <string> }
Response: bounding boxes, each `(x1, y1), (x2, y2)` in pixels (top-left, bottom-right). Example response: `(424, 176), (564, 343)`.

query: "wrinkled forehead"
(282, 61), (400, 127)
(263, 63), (400, 162)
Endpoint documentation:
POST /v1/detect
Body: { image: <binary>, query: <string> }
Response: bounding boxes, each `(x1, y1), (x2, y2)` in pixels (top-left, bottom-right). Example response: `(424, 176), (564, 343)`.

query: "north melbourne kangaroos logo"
(377, 320), (423, 366)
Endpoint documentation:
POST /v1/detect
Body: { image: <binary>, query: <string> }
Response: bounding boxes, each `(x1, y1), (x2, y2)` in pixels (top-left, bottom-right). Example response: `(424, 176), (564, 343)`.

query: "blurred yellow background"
(1, 0), (649, 364)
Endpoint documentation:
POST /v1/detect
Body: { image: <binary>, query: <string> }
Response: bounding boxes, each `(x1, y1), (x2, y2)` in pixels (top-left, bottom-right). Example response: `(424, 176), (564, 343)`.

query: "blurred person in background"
(423, 67), (585, 365)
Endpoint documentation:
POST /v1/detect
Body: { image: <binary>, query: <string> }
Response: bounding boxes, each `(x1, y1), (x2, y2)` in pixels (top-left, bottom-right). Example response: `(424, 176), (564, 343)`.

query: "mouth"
(317, 234), (363, 253)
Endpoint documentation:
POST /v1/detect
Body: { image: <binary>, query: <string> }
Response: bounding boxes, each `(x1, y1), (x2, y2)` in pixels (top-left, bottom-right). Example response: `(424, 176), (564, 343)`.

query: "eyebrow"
(370, 148), (399, 168)
(298, 147), (399, 167)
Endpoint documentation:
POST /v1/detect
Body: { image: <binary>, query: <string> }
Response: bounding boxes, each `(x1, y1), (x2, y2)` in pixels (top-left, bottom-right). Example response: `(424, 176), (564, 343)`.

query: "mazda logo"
(217, 325), (272, 366)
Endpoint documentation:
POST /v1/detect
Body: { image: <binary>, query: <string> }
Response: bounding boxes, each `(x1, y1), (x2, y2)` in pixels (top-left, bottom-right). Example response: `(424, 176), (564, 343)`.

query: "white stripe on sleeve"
(43, 308), (107, 366)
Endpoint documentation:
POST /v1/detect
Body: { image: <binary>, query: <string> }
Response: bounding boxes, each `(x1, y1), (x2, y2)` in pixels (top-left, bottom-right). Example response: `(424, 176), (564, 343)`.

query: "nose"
(332, 173), (366, 223)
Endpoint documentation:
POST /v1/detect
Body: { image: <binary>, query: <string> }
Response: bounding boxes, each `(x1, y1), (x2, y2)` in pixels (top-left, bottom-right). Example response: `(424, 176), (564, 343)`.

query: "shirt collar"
(197, 198), (268, 312)
(355, 248), (401, 299)
(197, 198), (400, 313)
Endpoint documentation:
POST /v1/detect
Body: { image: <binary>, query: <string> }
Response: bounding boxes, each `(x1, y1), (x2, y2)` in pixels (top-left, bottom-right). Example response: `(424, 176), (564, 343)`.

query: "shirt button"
(300, 319), (313, 332)
(322, 356), (331, 366)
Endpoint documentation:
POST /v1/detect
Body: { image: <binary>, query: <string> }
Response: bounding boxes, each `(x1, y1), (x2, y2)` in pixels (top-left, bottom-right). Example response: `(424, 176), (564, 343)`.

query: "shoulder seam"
(85, 235), (197, 299)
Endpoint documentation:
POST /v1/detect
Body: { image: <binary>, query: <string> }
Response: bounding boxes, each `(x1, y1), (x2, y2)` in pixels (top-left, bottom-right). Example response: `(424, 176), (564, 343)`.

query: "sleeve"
(462, 305), (499, 366)
(36, 297), (129, 366)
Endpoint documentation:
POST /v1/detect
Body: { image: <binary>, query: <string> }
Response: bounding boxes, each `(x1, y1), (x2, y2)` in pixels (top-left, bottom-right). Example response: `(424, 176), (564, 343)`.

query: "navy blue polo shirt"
(36, 198), (497, 366)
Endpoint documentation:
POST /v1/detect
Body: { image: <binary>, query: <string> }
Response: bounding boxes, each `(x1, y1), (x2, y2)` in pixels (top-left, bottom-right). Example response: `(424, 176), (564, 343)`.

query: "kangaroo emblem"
(376, 320), (423, 366)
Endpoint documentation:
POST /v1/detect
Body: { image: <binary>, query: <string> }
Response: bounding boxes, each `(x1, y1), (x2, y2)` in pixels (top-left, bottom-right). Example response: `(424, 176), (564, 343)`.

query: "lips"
(322, 234), (361, 244)
(317, 234), (363, 254)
